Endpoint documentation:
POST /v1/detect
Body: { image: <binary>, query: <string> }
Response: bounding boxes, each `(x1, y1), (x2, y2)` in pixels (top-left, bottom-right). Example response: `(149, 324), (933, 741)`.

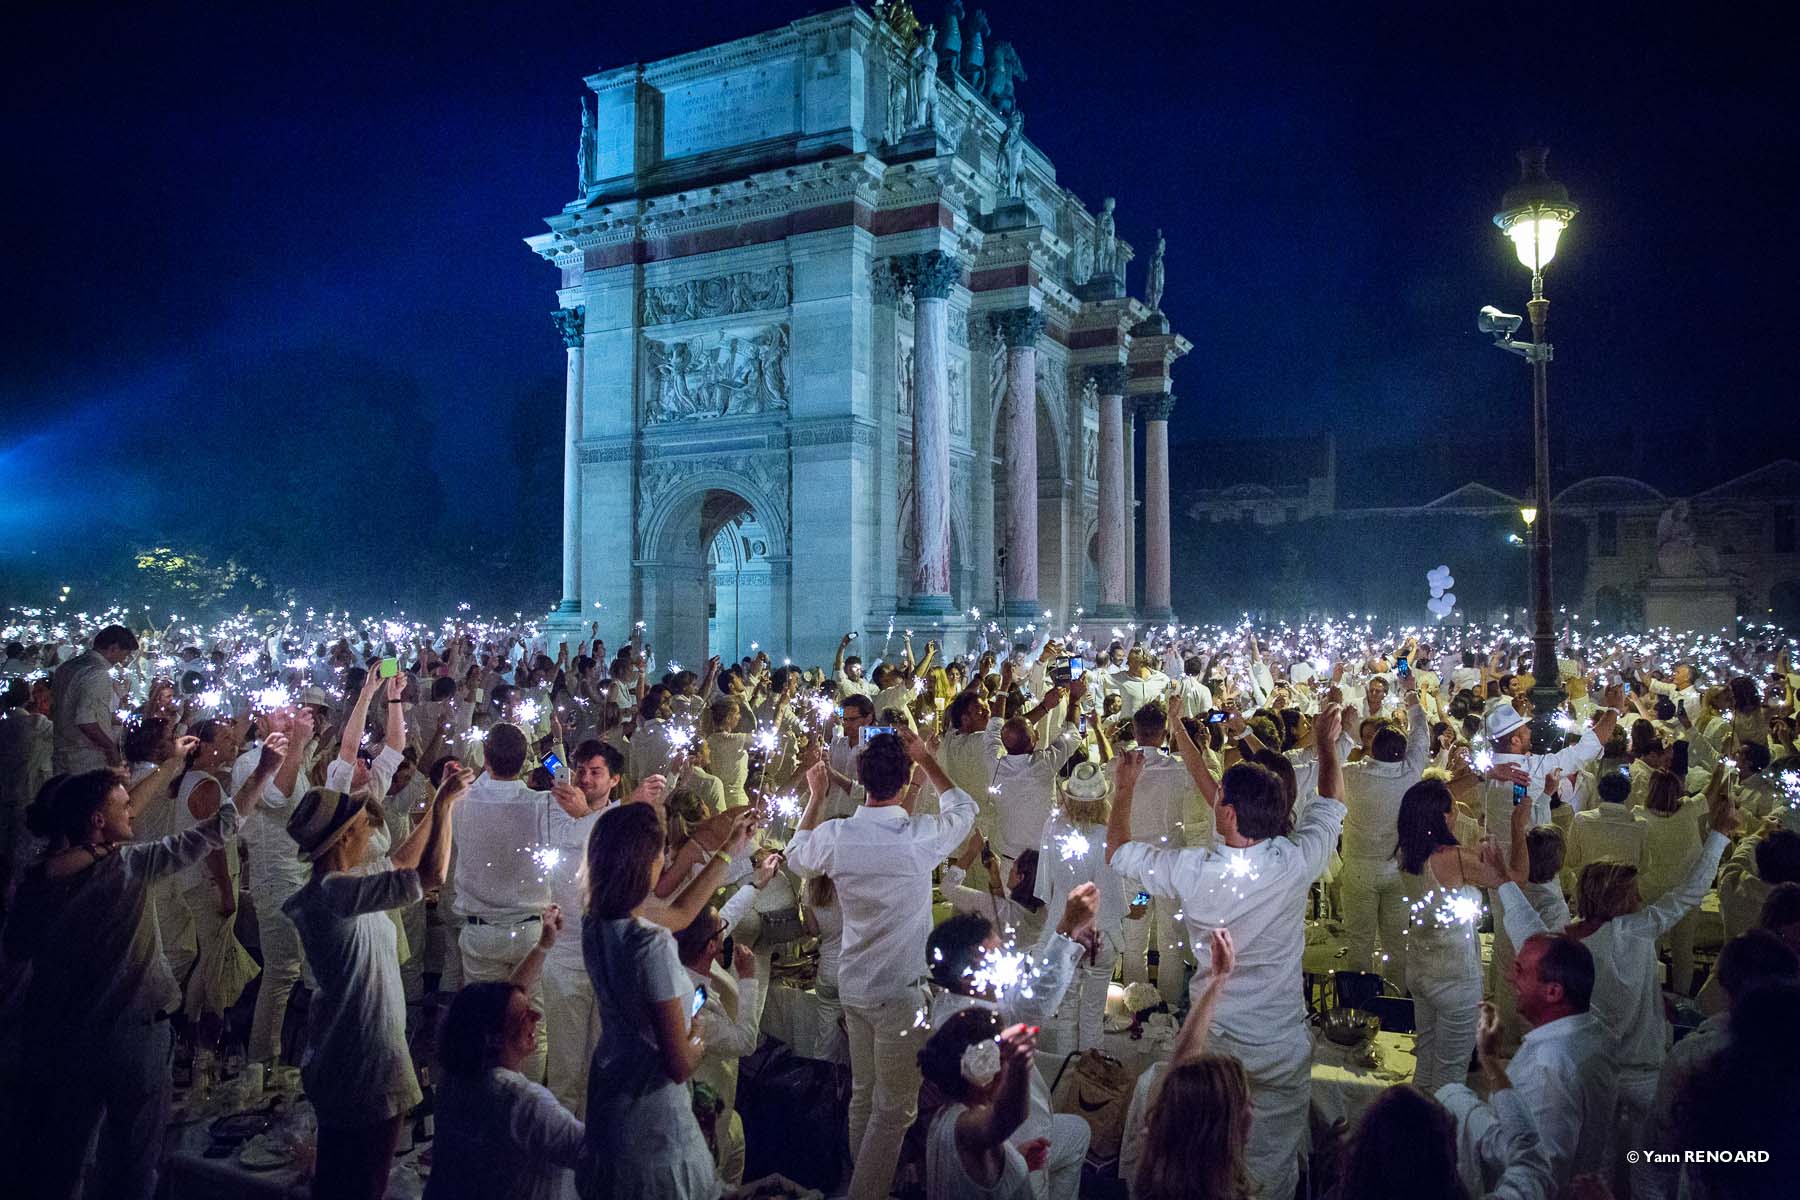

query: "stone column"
(991, 307), (1046, 620)
(1124, 397), (1138, 611)
(901, 251), (961, 612)
(551, 305), (586, 617)
(1090, 363), (1131, 617)
(1139, 393), (1176, 621)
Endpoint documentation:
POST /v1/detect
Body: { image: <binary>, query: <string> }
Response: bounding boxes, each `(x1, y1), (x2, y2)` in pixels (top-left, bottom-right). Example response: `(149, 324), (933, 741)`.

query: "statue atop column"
(985, 42), (1026, 113)
(962, 8), (990, 91)
(578, 97), (596, 193)
(1092, 198), (1119, 277)
(1145, 228), (1166, 313)
(998, 111), (1026, 199)
(936, 0), (963, 76)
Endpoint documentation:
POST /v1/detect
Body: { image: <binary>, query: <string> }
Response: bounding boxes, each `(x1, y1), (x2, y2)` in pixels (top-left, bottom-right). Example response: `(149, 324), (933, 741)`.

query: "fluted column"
(551, 305), (586, 615)
(900, 251), (960, 611)
(1139, 394), (1176, 620)
(1090, 363), (1131, 617)
(992, 307), (1046, 620)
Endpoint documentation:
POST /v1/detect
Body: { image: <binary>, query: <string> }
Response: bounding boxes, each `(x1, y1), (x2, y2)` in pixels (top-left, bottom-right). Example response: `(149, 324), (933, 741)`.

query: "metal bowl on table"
(1319, 1005), (1380, 1048)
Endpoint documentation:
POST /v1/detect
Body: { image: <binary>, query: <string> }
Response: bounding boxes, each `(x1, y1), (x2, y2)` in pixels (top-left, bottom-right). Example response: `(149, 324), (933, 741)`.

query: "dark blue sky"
(2, 1), (1788, 608)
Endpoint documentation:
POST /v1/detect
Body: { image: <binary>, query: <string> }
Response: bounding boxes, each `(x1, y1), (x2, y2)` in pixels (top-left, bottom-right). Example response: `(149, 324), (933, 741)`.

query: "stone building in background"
(528, 5), (1189, 665)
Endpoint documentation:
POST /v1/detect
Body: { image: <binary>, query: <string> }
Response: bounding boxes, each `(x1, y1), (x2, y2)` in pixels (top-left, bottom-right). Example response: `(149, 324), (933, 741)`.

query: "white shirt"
(50, 649), (119, 774)
(543, 801), (606, 965)
(1105, 747), (1205, 850)
(990, 723), (1082, 859)
(450, 775), (552, 922)
(1108, 671), (1172, 721)
(1450, 1010), (1616, 1192)
(1176, 676), (1214, 717)
(938, 724), (1000, 808)
(784, 788), (977, 1008)
(834, 668), (876, 701)
(233, 742), (313, 897)
(1112, 795), (1346, 1044)
(1566, 803), (1650, 875)
(1035, 815), (1128, 940)
(1500, 830), (1727, 1077)
(1338, 700), (1429, 860)
(1483, 726), (1606, 833)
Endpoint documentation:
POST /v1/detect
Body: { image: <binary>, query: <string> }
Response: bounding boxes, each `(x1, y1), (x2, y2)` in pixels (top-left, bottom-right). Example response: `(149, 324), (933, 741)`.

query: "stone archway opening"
(648, 485), (778, 667)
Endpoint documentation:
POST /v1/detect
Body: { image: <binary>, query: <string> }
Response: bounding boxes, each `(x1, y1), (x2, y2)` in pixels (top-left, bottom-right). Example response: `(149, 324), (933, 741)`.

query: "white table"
(1308, 1030), (1417, 1132)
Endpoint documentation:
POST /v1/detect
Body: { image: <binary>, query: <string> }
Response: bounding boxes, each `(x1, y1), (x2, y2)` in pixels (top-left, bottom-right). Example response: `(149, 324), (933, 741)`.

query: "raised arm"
(390, 766), (469, 884)
(1171, 928), (1235, 1066)
(1105, 750), (1143, 863)
(126, 734), (198, 820)
(1168, 691), (1220, 806)
(338, 669), (383, 765)
(509, 905), (564, 994)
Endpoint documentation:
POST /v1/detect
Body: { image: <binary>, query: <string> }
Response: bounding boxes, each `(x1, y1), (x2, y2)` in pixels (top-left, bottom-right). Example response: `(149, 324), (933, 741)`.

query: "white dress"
(1400, 865), (1483, 1097)
(926, 1105), (1034, 1200)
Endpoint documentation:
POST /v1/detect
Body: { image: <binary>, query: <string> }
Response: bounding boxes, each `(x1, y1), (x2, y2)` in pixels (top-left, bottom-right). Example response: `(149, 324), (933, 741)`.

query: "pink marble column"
(1090, 363), (1131, 617)
(992, 307), (1046, 619)
(903, 251), (960, 611)
(551, 305), (586, 616)
(1139, 394), (1176, 620)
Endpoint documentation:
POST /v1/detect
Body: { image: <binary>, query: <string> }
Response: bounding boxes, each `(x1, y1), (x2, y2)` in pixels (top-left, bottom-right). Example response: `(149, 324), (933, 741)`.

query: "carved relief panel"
(642, 324), (789, 424)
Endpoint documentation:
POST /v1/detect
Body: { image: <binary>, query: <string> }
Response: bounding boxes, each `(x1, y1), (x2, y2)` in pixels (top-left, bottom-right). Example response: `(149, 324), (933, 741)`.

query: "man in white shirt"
(818, 693), (876, 820)
(1479, 697), (1620, 835)
(1440, 930), (1617, 1196)
(50, 624), (136, 773)
(676, 906), (769, 1187)
(785, 729), (977, 1200)
(1106, 648), (1171, 722)
(1107, 704), (1345, 1200)
(1566, 770), (1649, 876)
(451, 721), (553, 1080)
(1176, 654), (1215, 716)
(989, 679), (1085, 862)
(0, 679), (53, 892)
(1337, 680), (1429, 978)
(1109, 701), (1204, 1005)
(831, 633), (877, 701)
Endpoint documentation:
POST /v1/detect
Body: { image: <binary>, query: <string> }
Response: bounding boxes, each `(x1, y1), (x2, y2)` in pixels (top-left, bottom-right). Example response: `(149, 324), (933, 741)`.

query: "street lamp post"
(1483, 147), (1577, 733)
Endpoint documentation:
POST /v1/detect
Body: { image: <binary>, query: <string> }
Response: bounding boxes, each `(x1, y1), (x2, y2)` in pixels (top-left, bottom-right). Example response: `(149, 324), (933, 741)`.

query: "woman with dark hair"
(578, 800), (754, 1199)
(1393, 778), (1505, 1095)
(283, 758), (468, 1199)
(6, 735), (279, 1200)
(425, 906), (583, 1200)
(912, 1010), (1039, 1200)
(1335, 1006), (1550, 1199)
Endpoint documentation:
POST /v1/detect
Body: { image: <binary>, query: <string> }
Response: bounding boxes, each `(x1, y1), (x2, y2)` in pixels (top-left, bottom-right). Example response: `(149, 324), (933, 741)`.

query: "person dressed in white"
(1566, 769), (1649, 877)
(784, 729), (977, 1200)
(988, 677), (1084, 863)
(675, 904), (769, 1187)
(924, 884), (1099, 1200)
(541, 739), (665, 1114)
(1106, 704), (1347, 1200)
(238, 706), (322, 1065)
(49, 624), (136, 774)
(1439, 918), (1618, 1195)
(1108, 701), (1203, 1006)
(284, 753), (467, 1200)
(451, 721), (554, 1081)
(1105, 648), (1171, 722)
(1480, 696), (1620, 837)
(1392, 777), (1506, 1095)
(1336, 676), (1430, 978)
(1488, 786), (1736, 1185)
(916, 1012), (1040, 1200)
(1640, 765), (1712, 995)
(1036, 761), (1129, 1053)
(425, 906), (584, 1200)
(937, 688), (1002, 843)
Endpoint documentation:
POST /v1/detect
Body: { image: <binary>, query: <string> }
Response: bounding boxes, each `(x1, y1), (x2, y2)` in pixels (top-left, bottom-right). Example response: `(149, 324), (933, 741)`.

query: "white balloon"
(1440, 592), (1456, 610)
(1435, 564), (1451, 577)
(1430, 586), (1445, 599)
(1439, 575), (1455, 591)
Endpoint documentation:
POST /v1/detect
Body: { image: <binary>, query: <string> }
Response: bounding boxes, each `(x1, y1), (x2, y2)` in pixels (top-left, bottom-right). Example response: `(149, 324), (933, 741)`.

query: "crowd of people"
(0, 602), (1797, 1200)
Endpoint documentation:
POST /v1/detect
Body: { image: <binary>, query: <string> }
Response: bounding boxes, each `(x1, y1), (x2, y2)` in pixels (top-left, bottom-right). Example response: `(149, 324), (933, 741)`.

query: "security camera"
(1478, 306), (1523, 336)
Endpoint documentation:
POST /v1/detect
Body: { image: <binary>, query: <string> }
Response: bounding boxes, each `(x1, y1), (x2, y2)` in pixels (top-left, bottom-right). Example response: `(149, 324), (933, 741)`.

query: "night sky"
(3, 1), (1788, 611)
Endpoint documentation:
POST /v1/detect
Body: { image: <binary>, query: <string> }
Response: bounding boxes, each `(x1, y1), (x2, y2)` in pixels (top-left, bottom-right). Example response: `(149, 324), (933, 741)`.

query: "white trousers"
(153, 877), (197, 993)
(1039, 1111), (1089, 1200)
(844, 985), (929, 1200)
(247, 886), (307, 1063)
(1119, 882), (1189, 1007)
(542, 950), (599, 1116)
(459, 920), (548, 1081)
(1209, 1027), (1311, 1200)
(1045, 933), (1118, 1055)
(1407, 961), (1481, 1097)
(1339, 855), (1409, 981)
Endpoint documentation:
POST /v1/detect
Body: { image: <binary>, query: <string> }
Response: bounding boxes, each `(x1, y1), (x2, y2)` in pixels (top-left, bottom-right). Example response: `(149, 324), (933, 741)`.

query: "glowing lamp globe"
(1494, 147), (1577, 274)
